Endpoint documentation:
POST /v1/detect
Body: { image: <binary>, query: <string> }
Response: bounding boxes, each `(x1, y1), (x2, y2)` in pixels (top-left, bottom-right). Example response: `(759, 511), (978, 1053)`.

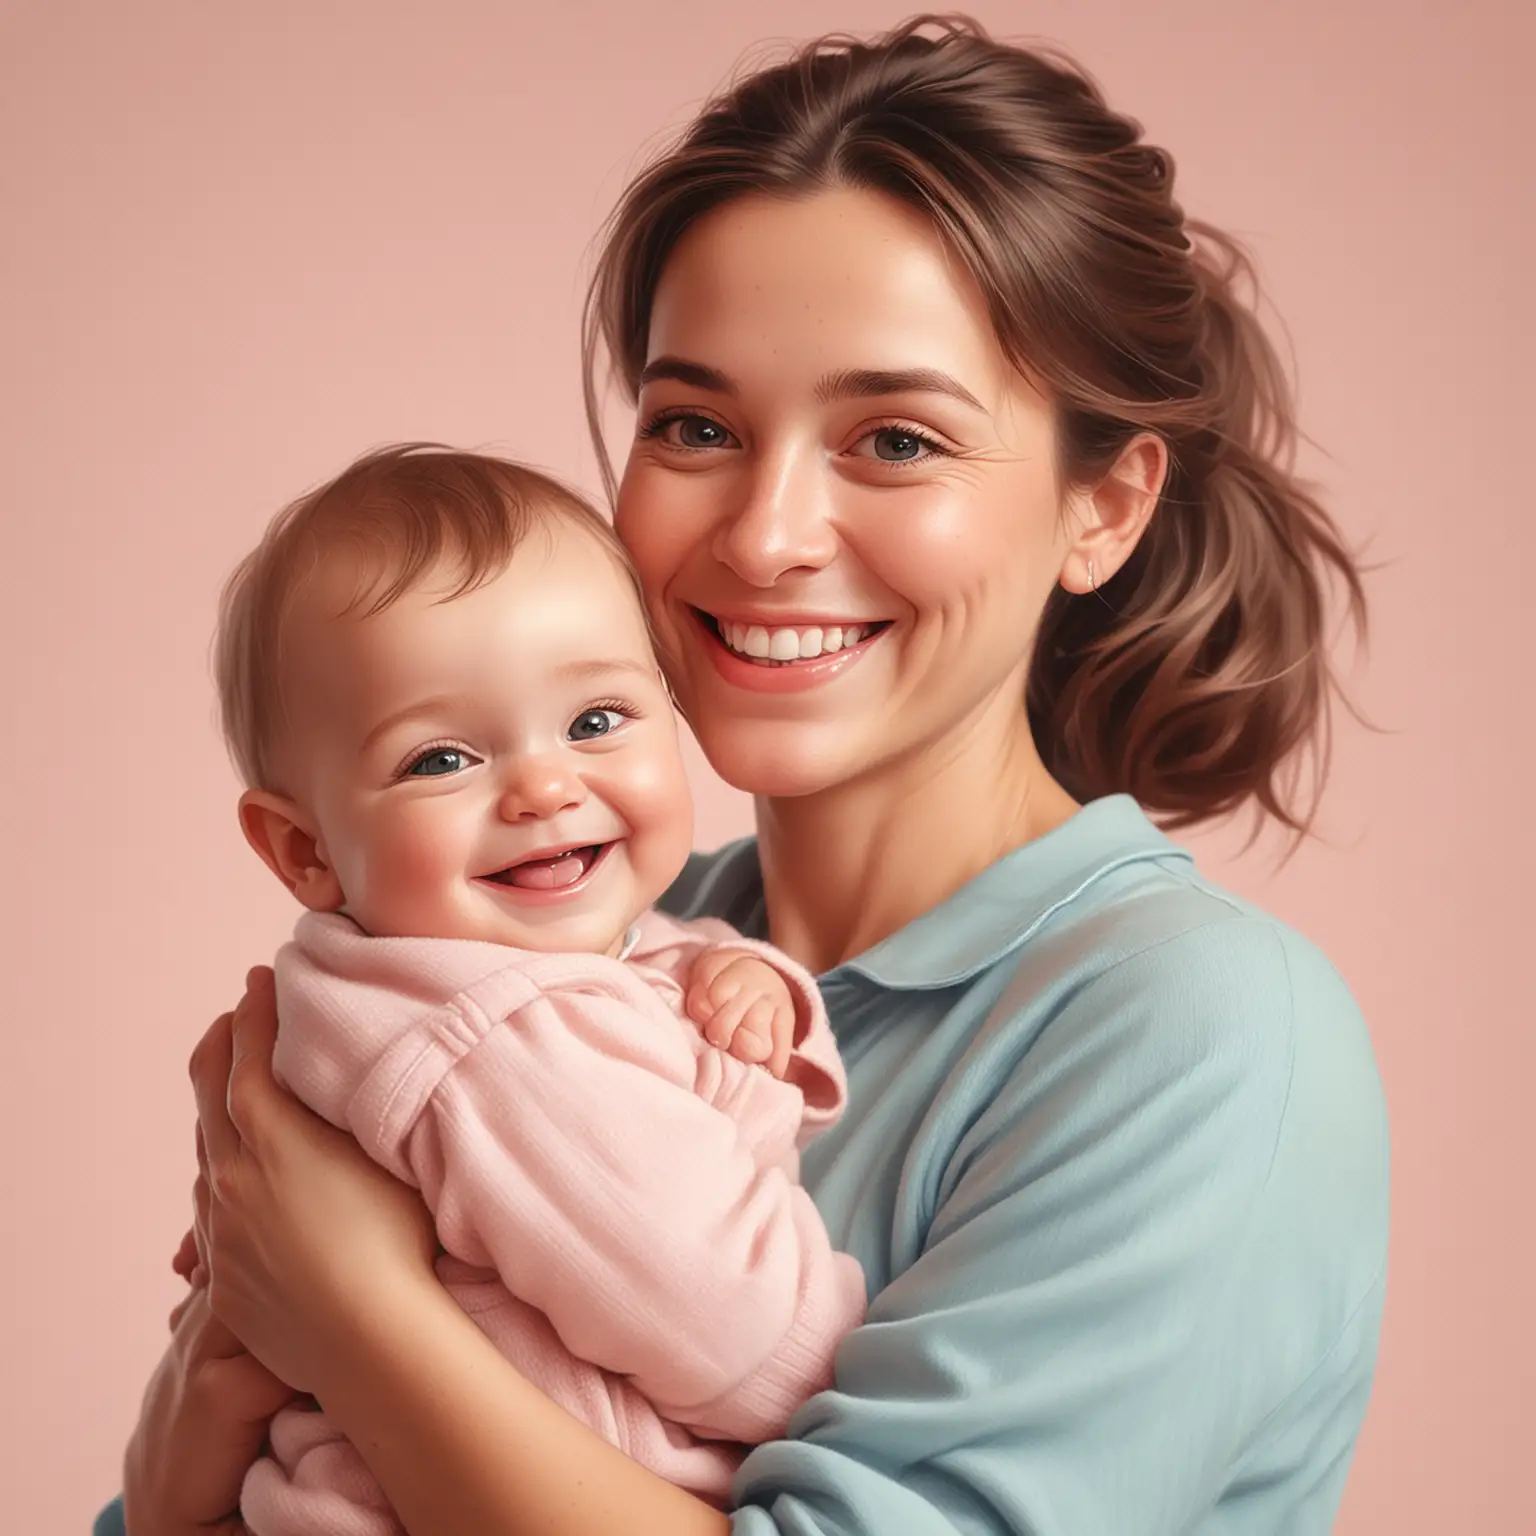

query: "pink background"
(1, 1), (1528, 1528)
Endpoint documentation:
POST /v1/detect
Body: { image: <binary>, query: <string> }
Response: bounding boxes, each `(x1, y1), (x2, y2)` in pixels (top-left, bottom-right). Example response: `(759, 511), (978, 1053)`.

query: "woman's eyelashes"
(847, 421), (953, 469)
(637, 408), (954, 468)
(637, 411), (737, 452)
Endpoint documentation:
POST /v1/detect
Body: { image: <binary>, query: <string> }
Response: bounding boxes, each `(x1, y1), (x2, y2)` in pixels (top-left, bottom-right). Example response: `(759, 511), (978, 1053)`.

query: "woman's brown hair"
(583, 13), (1366, 834)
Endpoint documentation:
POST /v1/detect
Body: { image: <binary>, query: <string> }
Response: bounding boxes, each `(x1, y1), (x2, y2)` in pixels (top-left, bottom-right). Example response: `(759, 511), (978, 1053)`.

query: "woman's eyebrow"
(816, 367), (984, 411)
(638, 355), (983, 413)
(639, 356), (738, 393)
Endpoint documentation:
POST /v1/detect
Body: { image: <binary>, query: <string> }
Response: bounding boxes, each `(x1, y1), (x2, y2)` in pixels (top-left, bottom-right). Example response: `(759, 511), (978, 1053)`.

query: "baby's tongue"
(504, 849), (589, 890)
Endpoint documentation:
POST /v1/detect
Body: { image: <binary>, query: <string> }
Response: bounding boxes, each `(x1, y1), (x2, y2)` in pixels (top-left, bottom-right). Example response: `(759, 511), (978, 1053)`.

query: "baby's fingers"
(731, 995), (780, 1069)
(684, 978), (719, 1024)
(702, 991), (754, 1050)
(705, 964), (748, 1010)
(727, 1023), (772, 1063)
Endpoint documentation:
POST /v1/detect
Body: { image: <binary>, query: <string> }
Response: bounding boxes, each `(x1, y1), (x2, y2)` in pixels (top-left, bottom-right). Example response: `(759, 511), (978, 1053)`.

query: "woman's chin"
(693, 723), (869, 801)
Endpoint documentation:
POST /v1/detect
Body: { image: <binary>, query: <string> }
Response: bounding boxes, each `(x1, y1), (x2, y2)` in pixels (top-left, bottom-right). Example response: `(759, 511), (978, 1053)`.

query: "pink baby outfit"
(240, 909), (866, 1536)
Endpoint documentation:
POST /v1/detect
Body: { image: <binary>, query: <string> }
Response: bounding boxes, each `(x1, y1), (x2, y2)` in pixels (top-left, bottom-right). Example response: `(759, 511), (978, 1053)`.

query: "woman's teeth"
(718, 621), (872, 662)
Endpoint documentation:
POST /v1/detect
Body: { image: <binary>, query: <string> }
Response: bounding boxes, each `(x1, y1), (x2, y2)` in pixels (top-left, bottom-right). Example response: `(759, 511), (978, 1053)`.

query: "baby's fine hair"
(214, 443), (633, 791)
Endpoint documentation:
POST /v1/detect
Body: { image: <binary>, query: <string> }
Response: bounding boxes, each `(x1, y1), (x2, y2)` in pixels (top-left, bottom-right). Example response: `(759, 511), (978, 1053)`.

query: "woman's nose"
(711, 447), (838, 587)
(497, 757), (587, 822)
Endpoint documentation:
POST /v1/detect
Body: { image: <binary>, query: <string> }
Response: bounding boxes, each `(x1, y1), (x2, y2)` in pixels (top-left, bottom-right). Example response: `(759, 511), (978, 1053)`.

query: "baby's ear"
(237, 790), (344, 912)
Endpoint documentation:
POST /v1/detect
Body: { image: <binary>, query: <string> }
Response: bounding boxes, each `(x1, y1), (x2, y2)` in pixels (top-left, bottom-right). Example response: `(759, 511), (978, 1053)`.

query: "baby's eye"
(568, 709), (628, 741)
(406, 747), (473, 777)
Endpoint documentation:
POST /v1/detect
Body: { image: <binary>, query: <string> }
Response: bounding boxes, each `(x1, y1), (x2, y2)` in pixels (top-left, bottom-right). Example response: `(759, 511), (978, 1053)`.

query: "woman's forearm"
(313, 1268), (732, 1536)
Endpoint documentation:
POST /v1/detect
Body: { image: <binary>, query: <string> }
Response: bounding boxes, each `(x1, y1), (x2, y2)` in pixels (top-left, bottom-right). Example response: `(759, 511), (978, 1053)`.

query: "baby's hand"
(685, 949), (797, 1078)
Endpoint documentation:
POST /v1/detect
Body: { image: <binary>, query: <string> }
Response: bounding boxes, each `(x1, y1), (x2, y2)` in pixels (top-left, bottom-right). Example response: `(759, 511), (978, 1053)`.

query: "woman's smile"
(702, 612), (892, 665)
(691, 607), (894, 693)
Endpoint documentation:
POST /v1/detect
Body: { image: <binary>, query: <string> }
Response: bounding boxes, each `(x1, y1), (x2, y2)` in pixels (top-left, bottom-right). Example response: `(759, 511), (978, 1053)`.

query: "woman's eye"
(649, 414), (735, 450)
(568, 709), (627, 741)
(406, 748), (472, 778)
(856, 426), (940, 463)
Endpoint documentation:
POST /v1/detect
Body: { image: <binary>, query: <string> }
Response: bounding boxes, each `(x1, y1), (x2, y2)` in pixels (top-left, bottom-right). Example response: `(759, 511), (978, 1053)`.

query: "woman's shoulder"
(951, 852), (1388, 1305)
(986, 851), (1385, 1150)
(890, 855), (1388, 1416)
(1070, 855), (1376, 1080)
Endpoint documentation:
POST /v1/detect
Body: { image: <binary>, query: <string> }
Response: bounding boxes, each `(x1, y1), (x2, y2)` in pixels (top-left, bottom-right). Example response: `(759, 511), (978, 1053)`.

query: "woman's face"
(615, 187), (1075, 799)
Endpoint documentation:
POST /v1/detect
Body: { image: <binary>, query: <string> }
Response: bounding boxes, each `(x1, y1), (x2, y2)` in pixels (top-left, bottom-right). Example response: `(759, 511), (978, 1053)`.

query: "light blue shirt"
(659, 795), (1388, 1534)
(95, 795), (1388, 1536)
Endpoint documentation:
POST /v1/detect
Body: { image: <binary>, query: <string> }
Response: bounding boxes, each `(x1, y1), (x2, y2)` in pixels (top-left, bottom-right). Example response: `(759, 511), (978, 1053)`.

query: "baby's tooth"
(769, 629), (800, 661)
(745, 626), (771, 658)
(821, 626), (843, 653)
(798, 627), (823, 658)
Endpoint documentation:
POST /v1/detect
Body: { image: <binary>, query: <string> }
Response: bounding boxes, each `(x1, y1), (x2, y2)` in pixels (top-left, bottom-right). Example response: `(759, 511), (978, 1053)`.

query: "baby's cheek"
(619, 759), (696, 896)
(353, 804), (468, 929)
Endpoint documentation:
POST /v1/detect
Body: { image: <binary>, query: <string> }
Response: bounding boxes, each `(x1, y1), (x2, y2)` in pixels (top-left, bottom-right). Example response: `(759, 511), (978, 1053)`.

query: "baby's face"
(279, 518), (695, 954)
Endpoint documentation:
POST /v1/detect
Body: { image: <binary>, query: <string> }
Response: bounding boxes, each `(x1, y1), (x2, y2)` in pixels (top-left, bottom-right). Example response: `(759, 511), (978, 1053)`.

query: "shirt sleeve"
(314, 951), (866, 1446)
(729, 919), (1389, 1535)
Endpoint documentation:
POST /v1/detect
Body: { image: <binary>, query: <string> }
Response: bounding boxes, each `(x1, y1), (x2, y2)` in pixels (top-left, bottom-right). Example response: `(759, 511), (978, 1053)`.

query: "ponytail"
(1029, 224), (1367, 833)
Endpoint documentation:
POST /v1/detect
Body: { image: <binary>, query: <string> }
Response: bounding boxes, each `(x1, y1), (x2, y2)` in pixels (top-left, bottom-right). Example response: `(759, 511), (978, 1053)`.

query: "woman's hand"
(190, 967), (438, 1396)
(121, 1284), (297, 1536)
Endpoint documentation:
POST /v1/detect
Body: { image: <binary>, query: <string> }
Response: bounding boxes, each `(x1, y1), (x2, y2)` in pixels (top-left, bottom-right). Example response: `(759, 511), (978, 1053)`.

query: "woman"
(103, 16), (1387, 1536)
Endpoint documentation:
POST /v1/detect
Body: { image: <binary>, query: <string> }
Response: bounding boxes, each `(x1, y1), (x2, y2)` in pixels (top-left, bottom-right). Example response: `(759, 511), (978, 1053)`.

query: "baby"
(211, 445), (866, 1533)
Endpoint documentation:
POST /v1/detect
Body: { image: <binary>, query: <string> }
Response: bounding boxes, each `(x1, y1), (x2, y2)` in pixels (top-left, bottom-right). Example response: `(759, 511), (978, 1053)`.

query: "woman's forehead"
(647, 187), (1008, 394)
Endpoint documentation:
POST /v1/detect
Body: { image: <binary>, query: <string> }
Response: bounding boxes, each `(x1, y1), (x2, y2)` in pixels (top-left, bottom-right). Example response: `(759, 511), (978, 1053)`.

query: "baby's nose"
(499, 758), (586, 820)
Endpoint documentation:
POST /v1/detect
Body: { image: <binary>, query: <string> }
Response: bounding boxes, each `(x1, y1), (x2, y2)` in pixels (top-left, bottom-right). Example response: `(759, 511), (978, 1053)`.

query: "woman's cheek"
(616, 463), (712, 587)
(863, 477), (1059, 624)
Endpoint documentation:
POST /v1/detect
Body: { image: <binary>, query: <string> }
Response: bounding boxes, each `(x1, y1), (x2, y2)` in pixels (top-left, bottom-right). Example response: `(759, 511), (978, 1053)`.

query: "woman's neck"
(754, 705), (1079, 974)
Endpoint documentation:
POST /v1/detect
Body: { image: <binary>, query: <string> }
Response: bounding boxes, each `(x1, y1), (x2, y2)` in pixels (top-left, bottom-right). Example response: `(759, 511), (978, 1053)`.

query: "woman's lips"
(694, 608), (892, 664)
(688, 608), (891, 692)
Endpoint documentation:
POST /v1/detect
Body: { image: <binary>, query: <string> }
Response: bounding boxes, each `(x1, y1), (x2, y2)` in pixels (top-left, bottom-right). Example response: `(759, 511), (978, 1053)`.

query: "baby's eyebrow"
(359, 693), (475, 754)
(554, 657), (657, 684)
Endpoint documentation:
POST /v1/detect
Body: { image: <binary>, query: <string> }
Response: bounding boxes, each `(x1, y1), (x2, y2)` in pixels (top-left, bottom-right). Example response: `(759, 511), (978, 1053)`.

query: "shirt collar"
(836, 794), (1192, 989)
(695, 794), (1192, 990)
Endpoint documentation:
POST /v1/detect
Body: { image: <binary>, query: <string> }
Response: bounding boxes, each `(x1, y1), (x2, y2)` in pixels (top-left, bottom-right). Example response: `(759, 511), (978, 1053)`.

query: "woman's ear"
(237, 790), (344, 912)
(1058, 432), (1168, 594)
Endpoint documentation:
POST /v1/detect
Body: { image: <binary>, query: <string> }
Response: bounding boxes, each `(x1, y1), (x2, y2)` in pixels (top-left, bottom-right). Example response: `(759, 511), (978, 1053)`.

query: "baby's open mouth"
(481, 843), (610, 892)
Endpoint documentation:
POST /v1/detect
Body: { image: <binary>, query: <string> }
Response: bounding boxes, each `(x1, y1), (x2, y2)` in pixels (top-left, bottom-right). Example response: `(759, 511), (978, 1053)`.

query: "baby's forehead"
(301, 512), (629, 609)
(283, 524), (653, 670)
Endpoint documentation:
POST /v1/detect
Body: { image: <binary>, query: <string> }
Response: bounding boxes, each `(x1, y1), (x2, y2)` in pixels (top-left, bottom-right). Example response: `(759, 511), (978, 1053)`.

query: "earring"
(1085, 557), (1117, 613)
